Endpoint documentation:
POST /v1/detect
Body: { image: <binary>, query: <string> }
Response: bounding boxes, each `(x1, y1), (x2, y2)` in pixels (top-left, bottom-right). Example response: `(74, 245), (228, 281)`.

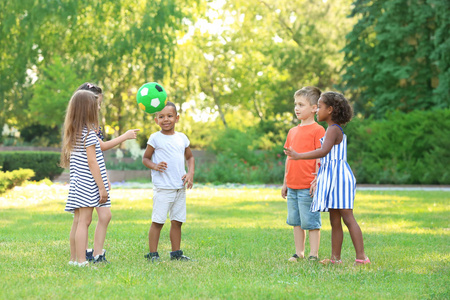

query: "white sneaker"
(77, 261), (89, 267)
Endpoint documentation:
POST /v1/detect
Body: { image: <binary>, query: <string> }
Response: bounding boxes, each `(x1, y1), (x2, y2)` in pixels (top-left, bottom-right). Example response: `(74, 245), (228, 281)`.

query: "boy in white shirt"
(142, 102), (195, 262)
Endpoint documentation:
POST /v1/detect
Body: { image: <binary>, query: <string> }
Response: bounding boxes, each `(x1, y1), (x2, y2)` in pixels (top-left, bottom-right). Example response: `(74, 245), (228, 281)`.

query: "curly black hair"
(320, 92), (353, 125)
(76, 82), (103, 96)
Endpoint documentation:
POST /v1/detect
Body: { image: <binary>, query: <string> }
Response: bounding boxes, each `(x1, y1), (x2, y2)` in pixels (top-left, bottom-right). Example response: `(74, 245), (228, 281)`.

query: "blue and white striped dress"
(65, 127), (110, 213)
(311, 124), (356, 212)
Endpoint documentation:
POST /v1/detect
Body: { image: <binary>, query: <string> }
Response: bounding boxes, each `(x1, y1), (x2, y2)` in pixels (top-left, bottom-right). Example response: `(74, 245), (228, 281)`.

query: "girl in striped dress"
(284, 92), (369, 265)
(60, 90), (110, 267)
(76, 82), (140, 263)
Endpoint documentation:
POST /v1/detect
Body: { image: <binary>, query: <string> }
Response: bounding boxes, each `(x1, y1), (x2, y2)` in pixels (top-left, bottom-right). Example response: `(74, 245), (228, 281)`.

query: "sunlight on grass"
(1, 183), (449, 299)
(0, 182), (67, 209)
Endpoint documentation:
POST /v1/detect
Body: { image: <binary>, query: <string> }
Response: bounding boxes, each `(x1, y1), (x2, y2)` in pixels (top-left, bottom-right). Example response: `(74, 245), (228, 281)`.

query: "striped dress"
(311, 124), (356, 212)
(65, 127), (110, 213)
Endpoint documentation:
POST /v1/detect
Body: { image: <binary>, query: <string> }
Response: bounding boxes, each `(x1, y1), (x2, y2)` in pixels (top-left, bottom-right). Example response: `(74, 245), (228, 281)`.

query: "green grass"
(0, 184), (449, 299)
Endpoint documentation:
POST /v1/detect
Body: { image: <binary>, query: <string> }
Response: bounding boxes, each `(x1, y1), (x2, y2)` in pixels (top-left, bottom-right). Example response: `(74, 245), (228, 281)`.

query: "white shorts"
(152, 188), (186, 224)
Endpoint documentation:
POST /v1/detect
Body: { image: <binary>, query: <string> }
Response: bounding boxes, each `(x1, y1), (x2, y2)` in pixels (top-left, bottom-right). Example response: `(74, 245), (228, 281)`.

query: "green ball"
(136, 82), (168, 114)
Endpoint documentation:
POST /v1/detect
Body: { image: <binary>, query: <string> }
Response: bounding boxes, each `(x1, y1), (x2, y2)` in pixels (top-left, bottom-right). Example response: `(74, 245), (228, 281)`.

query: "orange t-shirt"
(284, 123), (325, 189)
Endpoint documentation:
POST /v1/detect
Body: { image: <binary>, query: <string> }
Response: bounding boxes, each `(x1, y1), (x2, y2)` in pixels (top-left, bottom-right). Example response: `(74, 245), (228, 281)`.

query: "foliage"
(0, 0), (80, 131)
(105, 158), (147, 171)
(209, 127), (261, 164)
(28, 56), (81, 128)
(177, 0), (353, 128)
(0, 168), (34, 194)
(0, 185), (449, 298)
(0, 0), (204, 138)
(429, 0), (450, 102)
(194, 127), (285, 184)
(195, 152), (285, 184)
(20, 123), (61, 147)
(346, 109), (450, 184)
(341, 0), (449, 117)
(0, 151), (63, 180)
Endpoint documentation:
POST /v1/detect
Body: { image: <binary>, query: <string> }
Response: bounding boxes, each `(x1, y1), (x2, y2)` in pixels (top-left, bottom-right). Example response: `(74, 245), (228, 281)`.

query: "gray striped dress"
(65, 127), (110, 213)
(311, 124), (356, 212)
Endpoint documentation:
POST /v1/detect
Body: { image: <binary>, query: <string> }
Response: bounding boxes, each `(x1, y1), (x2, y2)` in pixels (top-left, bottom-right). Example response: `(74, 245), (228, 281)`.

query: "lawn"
(0, 183), (449, 299)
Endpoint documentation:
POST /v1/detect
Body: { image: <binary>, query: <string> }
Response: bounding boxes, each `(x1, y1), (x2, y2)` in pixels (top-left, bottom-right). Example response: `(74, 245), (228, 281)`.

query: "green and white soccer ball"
(136, 82), (167, 114)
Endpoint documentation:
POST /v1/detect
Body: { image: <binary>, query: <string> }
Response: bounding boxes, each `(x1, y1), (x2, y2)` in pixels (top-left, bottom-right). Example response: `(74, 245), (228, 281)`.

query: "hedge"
(194, 109), (449, 185)
(345, 109), (450, 184)
(0, 152), (63, 181)
(0, 168), (35, 194)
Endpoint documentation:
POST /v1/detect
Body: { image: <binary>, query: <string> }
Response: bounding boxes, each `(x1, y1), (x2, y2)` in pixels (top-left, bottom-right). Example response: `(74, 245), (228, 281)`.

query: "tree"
(341, 0), (449, 118)
(177, 0), (353, 129)
(28, 56), (81, 127)
(0, 0), (201, 140)
(0, 0), (74, 131)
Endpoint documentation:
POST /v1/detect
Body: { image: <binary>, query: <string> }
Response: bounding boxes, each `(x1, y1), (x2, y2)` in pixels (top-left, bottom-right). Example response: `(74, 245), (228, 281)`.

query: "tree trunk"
(208, 66), (227, 128)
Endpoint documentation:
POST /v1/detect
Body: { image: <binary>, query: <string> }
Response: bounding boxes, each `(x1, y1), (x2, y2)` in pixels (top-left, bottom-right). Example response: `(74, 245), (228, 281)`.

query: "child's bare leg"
(75, 207), (93, 263)
(308, 229), (320, 257)
(170, 220), (183, 251)
(329, 209), (343, 260)
(340, 209), (366, 260)
(93, 207), (111, 256)
(69, 209), (80, 261)
(149, 222), (164, 253)
(293, 226), (306, 258)
(85, 232), (89, 252)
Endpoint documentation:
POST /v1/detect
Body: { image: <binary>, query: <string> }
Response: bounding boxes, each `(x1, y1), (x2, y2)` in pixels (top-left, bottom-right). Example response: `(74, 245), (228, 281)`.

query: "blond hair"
(294, 86), (322, 106)
(60, 90), (99, 168)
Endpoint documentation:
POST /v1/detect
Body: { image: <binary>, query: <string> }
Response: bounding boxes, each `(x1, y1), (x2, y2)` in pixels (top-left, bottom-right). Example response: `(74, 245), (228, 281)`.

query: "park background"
(0, 1), (449, 299)
(0, 0), (449, 185)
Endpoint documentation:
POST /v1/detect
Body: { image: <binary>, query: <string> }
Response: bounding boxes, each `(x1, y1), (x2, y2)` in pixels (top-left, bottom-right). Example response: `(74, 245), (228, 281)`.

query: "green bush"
(195, 151), (285, 184)
(209, 128), (262, 165)
(0, 168), (35, 194)
(0, 152), (64, 181)
(196, 110), (450, 185)
(20, 124), (61, 147)
(192, 127), (284, 184)
(345, 109), (450, 184)
(105, 159), (147, 170)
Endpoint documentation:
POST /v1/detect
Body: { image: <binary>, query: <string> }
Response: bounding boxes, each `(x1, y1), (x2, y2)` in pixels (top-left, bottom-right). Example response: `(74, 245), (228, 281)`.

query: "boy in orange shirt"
(281, 86), (325, 261)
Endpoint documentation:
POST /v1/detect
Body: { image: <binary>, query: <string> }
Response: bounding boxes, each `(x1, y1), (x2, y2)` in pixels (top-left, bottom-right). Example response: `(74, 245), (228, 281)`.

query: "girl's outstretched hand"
(125, 129), (140, 140)
(284, 147), (300, 160)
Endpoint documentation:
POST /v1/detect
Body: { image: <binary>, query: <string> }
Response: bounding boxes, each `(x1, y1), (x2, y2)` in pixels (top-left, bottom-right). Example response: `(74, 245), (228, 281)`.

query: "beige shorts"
(152, 188), (186, 224)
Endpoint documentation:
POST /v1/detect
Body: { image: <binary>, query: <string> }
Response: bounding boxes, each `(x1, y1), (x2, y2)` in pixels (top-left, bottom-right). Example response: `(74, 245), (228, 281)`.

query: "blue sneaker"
(170, 250), (190, 261)
(144, 252), (160, 263)
(93, 249), (108, 264)
(86, 249), (94, 262)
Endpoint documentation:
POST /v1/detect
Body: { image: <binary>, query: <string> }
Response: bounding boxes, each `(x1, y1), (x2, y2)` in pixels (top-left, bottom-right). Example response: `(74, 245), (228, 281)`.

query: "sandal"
(354, 257), (370, 265)
(319, 258), (342, 265)
(308, 256), (319, 261)
(288, 254), (303, 262)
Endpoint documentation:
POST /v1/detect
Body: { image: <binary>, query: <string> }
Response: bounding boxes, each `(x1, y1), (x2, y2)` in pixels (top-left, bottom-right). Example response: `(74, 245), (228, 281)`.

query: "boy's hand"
(154, 162), (167, 172)
(182, 173), (194, 189)
(125, 129), (140, 140)
(284, 147), (300, 160)
(281, 184), (287, 199)
(309, 174), (317, 196)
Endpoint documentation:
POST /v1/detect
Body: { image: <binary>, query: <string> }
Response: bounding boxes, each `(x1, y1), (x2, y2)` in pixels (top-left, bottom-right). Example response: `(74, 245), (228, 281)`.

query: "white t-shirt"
(147, 131), (190, 189)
